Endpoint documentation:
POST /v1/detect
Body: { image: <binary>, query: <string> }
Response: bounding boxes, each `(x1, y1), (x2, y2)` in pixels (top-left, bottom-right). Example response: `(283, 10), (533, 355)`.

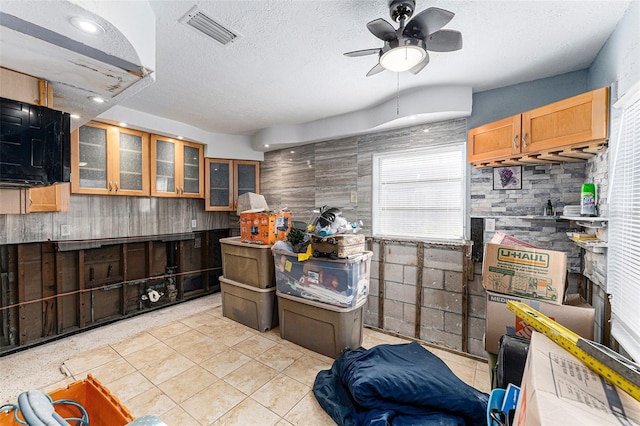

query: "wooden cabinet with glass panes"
(71, 121), (150, 196)
(205, 159), (260, 211)
(150, 135), (204, 198)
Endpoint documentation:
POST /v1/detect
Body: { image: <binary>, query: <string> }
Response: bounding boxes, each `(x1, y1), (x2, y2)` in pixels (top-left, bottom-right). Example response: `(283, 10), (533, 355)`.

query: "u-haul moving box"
(514, 332), (640, 425)
(485, 291), (594, 354)
(483, 243), (567, 305)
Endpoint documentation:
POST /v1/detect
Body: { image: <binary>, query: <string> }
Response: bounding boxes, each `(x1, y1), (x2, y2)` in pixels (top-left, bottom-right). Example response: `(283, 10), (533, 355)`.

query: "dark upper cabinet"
(0, 97), (70, 188)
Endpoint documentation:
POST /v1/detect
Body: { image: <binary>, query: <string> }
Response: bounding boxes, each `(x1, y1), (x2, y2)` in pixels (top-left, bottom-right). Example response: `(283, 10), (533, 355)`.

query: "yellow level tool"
(506, 301), (640, 403)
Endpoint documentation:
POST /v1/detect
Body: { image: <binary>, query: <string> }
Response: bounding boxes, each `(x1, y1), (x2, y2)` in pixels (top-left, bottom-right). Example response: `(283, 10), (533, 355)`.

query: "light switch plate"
(61, 224), (71, 236)
(350, 191), (357, 203)
(191, 219), (197, 228)
(485, 218), (495, 232)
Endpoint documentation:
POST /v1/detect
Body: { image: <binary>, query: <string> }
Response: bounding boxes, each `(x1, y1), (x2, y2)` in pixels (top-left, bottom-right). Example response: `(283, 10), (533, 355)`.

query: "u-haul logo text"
(497, 248), (549, 268)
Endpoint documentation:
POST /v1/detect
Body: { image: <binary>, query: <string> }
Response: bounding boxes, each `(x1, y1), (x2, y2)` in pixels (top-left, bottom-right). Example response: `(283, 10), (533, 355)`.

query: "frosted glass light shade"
(380, 45), (426, 72)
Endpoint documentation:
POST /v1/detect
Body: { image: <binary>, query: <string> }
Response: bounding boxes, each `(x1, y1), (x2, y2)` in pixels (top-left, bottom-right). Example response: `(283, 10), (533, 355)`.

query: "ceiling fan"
(345, 0), (462, 76)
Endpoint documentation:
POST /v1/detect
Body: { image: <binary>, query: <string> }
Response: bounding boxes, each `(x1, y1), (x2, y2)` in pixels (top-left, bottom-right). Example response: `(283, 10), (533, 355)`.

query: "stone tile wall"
(261, 119), (488, 356)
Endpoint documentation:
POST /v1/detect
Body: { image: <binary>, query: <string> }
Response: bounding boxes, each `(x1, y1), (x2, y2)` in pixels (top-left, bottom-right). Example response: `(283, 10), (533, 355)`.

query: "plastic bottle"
(580, 183), (596, 216)
(546, 200), (553, 216)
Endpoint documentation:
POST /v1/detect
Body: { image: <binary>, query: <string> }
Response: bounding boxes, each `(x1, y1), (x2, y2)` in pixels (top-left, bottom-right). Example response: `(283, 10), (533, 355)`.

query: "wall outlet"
(350, 191), (357, 204)
(485, 218), (495, 232)
(60, 224), (71, 236)
(191, 219), (197, 228)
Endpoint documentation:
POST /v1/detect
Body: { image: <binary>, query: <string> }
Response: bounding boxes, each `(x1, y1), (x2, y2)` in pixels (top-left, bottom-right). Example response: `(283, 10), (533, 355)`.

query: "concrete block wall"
(364, 240), (486, 357)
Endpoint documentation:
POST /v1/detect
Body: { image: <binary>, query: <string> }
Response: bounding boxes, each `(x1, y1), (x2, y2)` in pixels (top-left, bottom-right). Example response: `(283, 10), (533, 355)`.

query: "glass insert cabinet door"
(235, 161), (259, 201)
(151, 135), (204, 198)
(71, 122), (149, 196)
(205, 159), (259, 211)
(205, 158), (233, 210)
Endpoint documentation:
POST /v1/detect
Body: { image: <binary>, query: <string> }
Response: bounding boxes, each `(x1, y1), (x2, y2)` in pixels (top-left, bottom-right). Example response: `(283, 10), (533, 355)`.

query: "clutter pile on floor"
(313, 342), (489, 425)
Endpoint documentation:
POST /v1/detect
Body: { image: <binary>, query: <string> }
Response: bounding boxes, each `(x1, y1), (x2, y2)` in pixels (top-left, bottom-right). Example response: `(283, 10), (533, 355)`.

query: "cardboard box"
(240, 211), (292, 245)
(485, 290), (594, 354)
(513, 332), (640, 425)
(483, 243), (567, 304)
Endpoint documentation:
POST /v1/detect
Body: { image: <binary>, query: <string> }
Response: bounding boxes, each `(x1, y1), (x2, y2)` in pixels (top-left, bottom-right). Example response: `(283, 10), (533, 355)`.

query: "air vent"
(179, 6), (239, 45)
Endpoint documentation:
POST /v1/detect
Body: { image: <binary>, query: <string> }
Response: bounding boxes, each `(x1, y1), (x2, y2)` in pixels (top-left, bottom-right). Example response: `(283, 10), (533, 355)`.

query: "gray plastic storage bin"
(220, 237), (275, 288)
(220, 276), (278, 331)
(276, 291), (365, 358)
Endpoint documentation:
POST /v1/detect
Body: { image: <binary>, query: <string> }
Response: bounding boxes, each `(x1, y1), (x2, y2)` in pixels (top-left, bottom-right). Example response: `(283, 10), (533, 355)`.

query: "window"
(372, 143), (466, 241)
(608, 80), (640, 361)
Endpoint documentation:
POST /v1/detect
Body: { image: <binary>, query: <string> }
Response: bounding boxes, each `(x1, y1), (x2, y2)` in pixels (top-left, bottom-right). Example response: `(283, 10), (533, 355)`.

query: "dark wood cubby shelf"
(0, 229), (230, 355)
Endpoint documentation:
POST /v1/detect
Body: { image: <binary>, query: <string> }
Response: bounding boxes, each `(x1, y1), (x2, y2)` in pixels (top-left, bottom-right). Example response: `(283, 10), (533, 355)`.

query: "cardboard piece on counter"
(237, 192), (269, 215)
(513, 332), (640, 425)
(490, 232), (540, 248)
(482, 242), (567, 304)
(484, 290), (594, 354)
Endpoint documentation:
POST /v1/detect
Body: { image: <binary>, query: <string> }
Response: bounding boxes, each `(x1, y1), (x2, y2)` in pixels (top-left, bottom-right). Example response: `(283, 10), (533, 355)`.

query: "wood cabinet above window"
(71, 122), (150, 196)
(468, 87), (609, 167)
(151, 136), (204, 198)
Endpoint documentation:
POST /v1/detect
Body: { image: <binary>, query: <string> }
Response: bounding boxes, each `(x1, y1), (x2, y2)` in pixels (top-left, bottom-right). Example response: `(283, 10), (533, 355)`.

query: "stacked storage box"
(273, 248), (372, 358)
(483, 233), (595, 354)
(219, 237), (278, 331)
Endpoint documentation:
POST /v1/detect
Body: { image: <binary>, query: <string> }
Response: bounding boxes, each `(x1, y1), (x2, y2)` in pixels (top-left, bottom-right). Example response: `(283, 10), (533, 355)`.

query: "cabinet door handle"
(108, 181), (113, 191)
(115, 181), (119, 192)
(513, 135), (519, 149)
(522, 132), (528, 148)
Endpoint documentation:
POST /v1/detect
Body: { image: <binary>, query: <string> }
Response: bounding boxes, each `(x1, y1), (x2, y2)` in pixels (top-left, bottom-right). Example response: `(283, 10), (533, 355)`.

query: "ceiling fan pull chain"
(397, 73), (400, 115)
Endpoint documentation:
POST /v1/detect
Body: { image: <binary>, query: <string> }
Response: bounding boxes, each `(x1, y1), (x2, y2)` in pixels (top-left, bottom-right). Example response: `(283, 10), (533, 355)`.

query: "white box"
(513, 332), (640, 425)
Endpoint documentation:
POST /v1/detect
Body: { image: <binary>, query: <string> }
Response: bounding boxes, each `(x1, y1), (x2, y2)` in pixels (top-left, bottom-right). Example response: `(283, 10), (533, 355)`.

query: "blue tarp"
(313, 342), (489, 425)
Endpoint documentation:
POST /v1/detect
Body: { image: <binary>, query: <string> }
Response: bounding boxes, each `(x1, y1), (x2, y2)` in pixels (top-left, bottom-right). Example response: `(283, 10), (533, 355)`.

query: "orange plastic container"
(239, 211), (291, 244)
(0, 374), (134, 426)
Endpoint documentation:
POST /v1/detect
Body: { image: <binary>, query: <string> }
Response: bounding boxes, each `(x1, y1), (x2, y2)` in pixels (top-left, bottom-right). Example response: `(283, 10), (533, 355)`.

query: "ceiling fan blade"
(344, 48), (381, 57)
(366, 63), (385, 77)
(425, 30), (462, 52)
(403, 7), (454, 39)
(367, 18), (397, 42)
(409, 52), (430, 74)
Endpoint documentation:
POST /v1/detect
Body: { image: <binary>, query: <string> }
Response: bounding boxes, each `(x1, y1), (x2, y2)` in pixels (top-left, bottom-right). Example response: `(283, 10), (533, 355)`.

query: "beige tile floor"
(1, 295), (490, 425)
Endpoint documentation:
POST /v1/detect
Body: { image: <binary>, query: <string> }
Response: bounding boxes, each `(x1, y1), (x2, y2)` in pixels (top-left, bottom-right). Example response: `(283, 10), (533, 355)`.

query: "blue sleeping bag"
(313, 342), (488, 425)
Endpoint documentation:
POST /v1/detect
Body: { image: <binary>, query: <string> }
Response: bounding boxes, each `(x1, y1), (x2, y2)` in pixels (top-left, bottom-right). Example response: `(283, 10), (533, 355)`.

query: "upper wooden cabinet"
(0, 183), (70, 214)
(205, 159), (259, 211)
(468, 87), (609, 166)
(467, 115), (522, 163)
(151, 136), (204, 198)
(72, 122), (150, 196)
(29, 183), (70, 212)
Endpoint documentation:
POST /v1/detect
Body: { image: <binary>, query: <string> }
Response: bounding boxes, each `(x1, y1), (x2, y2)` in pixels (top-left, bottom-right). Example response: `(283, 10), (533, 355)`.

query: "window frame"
(607, 80), (640, 361)
(371, 142), (467, 242)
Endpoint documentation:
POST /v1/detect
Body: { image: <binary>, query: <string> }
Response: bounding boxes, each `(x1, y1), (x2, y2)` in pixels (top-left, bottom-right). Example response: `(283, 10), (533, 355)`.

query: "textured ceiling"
(0, 0), (633, 150)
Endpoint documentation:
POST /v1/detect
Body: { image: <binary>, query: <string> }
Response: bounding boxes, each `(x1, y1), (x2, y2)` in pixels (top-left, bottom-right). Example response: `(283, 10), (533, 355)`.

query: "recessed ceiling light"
(264, 144), (269, 148)
(89, 96), (106, 103)
(119, 122), (127, 127)
(408, 115), (417, 120)
(177, 136), (184, 140)
(70, 114), (80, 119)
(70, 17), (105, 35)
(423, 129), (429, 133)
(290, 150), (295, 154)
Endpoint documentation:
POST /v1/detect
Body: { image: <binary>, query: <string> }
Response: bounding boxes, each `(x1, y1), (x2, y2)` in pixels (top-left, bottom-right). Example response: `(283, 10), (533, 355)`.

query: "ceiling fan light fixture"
(380, 45), (426, 72)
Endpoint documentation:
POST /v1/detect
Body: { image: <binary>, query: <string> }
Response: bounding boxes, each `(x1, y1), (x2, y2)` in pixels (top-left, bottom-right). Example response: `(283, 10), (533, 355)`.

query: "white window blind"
(372, 143), (466, 241)
(608, 80), (640, 361)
